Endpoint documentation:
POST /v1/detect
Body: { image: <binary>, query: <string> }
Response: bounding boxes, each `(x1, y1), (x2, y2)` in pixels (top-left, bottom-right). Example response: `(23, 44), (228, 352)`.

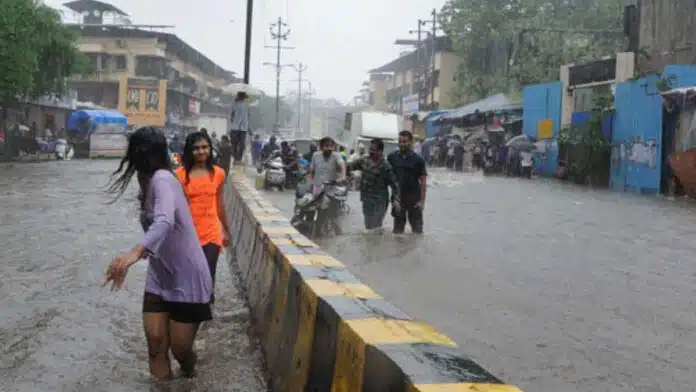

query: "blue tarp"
(441, 93), (523, 120)
(67, 110), (127, 133)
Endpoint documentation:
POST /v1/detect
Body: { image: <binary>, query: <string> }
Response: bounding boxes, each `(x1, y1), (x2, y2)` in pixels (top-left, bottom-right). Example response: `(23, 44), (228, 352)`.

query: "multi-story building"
(63, 0), (237, 131)
(361, 74), (391, 112)
(367, 36), (460, 114)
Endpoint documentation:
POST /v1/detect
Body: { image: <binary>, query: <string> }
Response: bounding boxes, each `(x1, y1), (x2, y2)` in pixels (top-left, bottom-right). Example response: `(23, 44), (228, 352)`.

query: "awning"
(67, 110), (127, 132)
(441, 93), (523, 120)
(660, 86), (696, 96)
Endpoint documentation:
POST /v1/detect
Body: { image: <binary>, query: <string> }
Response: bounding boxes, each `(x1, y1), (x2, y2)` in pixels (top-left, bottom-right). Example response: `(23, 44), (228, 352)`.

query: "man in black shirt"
(387, 130), (427, 234)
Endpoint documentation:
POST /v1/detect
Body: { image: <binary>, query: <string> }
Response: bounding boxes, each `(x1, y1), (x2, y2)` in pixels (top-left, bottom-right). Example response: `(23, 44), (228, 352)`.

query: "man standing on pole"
(388, 130), (427, 234)
(229, 91), (250, 164)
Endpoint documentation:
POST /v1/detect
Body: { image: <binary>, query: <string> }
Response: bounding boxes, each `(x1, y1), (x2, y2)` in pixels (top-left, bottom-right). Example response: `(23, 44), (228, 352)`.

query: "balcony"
(69, 70), (126, 83)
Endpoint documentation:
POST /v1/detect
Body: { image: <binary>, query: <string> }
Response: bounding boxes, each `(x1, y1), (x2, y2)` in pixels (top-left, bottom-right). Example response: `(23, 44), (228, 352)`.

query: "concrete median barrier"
(225, 167), (523, 392)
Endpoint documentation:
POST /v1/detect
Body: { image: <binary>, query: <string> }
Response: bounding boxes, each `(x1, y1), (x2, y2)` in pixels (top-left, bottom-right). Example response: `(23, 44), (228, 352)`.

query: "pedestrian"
(388, 131), (427, 234)
(176, 131), (230, 304)
(251, 133), (263, 166)
(347, 138), (400, 233)
(520, 149), (534, 178)
(218, 135), (233, 175)
(104, 127), (212, 380)
(229, 92), (250, 164)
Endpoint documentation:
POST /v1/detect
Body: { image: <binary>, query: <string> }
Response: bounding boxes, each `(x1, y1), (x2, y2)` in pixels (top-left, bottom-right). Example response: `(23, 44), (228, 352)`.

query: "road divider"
(225, 167), (523, 392)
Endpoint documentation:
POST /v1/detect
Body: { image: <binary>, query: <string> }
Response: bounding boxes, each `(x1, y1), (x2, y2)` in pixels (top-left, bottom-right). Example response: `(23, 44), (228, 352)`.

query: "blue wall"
(522, 81), (562, 176)
(611, 65), (696, 195)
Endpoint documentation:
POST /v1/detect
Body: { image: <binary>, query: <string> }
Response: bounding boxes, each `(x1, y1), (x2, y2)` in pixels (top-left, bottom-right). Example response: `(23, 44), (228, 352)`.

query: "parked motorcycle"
(290, 180), (348, 237)
(54, 139), (74, 160)
(258, 152), (286, 190)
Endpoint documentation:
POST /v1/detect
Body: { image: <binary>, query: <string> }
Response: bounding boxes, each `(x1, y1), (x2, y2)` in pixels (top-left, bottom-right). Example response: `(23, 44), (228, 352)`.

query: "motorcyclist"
(308, 137), (347, 234)
(303, 143), (317, 162)
(261, 135), (280, 162)
(282, 145), (300, 188)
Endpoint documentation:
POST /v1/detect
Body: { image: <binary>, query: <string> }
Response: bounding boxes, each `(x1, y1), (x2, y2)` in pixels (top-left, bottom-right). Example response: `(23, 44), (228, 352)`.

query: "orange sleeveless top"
(175, 166), (226, 246)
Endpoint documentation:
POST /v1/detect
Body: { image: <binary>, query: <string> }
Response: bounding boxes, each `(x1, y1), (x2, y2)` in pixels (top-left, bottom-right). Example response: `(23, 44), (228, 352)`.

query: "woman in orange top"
(176, 131), (230, 303)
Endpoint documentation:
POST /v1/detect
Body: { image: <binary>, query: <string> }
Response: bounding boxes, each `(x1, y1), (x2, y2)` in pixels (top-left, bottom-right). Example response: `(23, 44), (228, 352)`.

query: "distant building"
(367, 36), (461, 114)
(63, 0), (238, 131)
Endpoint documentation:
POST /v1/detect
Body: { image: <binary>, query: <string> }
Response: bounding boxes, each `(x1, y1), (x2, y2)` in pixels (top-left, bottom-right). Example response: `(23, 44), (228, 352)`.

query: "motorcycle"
(290, 180), (349, 237)
(258, 152), (286, 190)
(54, 139), (74, 160)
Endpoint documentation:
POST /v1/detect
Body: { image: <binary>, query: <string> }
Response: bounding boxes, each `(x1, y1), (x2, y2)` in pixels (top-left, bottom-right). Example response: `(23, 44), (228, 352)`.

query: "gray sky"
(46, 0), (446, 103)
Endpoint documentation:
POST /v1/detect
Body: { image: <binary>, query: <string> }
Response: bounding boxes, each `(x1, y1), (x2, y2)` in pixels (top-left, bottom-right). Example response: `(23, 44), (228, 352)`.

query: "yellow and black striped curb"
(224, 167), (523, 392)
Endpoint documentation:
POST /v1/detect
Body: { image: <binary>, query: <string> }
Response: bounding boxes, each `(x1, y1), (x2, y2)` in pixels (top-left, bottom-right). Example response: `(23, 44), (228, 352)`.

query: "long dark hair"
(106, 127), (170, 206)
(181, 131), (215, 183)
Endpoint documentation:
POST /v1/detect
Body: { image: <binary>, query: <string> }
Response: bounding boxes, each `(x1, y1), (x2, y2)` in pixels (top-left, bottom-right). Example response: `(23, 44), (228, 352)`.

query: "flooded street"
(0, 160), (266, 392)
(264, 168), (696, 392)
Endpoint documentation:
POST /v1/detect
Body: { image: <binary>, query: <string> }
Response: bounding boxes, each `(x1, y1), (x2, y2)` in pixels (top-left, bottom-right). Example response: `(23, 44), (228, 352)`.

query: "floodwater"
(0, 160), (267, 392)
(264, 168), (696, 391)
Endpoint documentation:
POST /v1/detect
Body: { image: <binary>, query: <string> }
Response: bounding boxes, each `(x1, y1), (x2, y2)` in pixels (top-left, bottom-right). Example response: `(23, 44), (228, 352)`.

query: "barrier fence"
(225, 167), (523, 392)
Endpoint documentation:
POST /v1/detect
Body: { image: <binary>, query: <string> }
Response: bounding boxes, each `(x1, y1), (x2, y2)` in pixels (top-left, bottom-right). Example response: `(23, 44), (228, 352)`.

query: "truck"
(344, 110), (400, 155)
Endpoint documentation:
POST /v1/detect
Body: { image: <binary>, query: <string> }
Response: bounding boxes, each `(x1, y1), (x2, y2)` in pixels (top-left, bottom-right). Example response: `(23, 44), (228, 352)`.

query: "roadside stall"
(67, 110), (128, 158)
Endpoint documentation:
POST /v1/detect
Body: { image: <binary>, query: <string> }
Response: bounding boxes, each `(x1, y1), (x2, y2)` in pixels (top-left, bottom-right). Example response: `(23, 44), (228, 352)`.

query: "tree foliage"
(250, 95), (293, 131)
(440, 0), (625, 104)
(0, 0), (86, 105)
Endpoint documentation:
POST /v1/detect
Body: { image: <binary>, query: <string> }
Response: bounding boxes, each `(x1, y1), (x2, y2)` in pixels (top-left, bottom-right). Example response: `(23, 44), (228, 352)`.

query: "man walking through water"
(348, 138), (400, 233)
(388, 130), (427, 234)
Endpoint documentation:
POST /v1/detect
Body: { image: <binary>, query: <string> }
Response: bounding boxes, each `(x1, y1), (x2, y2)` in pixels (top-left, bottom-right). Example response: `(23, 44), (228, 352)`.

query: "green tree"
(440, 0), (624, 104)
(0, 0), (86, 109)
(250, 95), (293, 131)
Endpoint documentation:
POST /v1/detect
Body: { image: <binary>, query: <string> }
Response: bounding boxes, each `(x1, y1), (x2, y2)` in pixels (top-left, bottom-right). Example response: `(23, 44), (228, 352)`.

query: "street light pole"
(293, 63), (308, 135)
(267, 17), (291, 132)
(243, 0), (253, 83)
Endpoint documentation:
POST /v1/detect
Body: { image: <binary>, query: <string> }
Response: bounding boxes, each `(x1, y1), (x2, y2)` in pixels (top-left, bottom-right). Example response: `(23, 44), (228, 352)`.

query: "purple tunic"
(140, 170), (212, 303)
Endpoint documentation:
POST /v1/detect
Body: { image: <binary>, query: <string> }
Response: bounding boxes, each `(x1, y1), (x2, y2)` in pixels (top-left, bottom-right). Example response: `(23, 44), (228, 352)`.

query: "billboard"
(401, 94), (419, 115)
(118, 76), (167, 127)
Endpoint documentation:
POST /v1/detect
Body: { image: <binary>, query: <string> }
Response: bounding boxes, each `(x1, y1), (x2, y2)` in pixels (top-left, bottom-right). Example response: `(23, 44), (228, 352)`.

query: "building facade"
(64, 1), (237, 131)
(367, 36), (460, 114)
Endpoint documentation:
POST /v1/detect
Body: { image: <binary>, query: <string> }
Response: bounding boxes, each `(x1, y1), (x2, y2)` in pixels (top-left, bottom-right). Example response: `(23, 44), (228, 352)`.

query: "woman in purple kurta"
(104, 127), (213, 380)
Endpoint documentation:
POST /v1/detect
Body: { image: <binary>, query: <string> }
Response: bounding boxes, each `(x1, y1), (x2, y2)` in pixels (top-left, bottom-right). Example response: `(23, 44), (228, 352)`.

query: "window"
(135, 56), (167, 78)
(114, 55), (127, 70)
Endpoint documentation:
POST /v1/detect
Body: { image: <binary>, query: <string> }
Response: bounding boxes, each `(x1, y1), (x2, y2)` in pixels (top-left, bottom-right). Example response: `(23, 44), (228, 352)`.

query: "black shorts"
(142, 292), (212, 324)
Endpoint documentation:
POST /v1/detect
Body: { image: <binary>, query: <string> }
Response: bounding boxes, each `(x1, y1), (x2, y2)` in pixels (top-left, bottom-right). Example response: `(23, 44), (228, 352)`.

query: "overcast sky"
(45, 0), (445, 104)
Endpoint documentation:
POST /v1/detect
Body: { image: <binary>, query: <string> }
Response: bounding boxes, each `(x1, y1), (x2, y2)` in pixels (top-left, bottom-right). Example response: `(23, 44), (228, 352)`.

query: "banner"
(118, 76), (167, 127)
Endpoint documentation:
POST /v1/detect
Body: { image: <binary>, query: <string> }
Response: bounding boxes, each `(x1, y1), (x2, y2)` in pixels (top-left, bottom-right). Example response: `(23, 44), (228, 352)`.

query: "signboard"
(401, 94), (419, 115)
(118, 76), (168, 127)
(537, 118), (553, 139)
(569, 58), (616, 86)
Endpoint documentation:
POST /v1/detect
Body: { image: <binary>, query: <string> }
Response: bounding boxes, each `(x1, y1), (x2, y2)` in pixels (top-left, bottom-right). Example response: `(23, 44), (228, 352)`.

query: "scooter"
(290, 180), (348, 237)
(54, 139), (74, 160)
(259, 152), (286, 190)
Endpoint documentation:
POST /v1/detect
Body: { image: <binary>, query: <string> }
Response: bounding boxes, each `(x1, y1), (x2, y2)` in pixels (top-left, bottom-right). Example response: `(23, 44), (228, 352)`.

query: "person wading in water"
(104, 127), (212, 380)
(176, 131), (230, 304)
(347, 138), (400, 233)
(388, 130), (427, 234)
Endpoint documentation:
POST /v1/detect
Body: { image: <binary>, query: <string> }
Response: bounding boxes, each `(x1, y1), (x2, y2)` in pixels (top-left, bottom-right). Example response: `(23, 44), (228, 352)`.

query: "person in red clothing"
(176, 131), (230, 303)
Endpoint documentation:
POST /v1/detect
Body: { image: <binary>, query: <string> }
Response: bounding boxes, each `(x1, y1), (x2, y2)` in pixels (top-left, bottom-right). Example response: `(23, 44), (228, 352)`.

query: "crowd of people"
(418, 134), (535, 178)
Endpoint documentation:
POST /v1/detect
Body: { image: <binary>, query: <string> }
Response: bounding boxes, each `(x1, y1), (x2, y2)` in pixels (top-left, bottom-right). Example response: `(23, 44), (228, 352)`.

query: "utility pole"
(266, 17), (292, 133)
(294, 63), (308, 136)
(430, 8), (437, 108)
(243, 0), (253, 83)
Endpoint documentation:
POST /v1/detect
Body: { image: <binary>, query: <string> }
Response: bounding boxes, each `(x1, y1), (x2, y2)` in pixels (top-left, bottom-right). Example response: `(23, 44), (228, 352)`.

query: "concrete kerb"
(224, 166), (523, 392)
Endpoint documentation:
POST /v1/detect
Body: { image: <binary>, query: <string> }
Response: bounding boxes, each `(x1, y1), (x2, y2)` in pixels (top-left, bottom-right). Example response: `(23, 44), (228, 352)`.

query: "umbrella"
(506, 134), (535, 148)
(222, 83), (264, 100)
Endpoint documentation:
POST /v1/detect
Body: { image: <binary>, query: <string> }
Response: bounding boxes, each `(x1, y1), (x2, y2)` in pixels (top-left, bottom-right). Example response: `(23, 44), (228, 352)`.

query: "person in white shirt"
(414, 140), (422, 156)
(520, 150), (533, 178)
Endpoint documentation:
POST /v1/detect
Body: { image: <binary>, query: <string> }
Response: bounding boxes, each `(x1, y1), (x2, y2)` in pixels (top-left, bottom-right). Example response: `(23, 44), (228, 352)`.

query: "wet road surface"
(0, 161), (266, 392)
(263, 168), (696, 392)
